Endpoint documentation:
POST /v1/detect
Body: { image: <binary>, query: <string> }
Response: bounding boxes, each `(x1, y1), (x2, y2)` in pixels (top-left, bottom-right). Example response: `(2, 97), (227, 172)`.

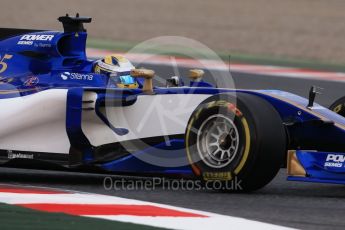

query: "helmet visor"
(119, 75), (136, 84)
(110, 74), (138, 88)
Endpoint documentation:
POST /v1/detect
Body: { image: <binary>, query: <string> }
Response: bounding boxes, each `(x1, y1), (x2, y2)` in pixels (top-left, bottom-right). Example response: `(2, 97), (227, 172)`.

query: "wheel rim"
(196, 114), (240, 168)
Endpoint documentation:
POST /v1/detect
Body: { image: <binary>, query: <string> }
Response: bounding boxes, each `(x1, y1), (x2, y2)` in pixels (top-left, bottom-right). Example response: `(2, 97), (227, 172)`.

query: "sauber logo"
(324, 154), (345, 168)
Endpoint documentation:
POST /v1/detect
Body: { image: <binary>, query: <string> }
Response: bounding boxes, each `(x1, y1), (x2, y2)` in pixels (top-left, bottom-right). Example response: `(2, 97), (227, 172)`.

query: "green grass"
(87, 38), (345, 73)
(0, 203), (168, 230)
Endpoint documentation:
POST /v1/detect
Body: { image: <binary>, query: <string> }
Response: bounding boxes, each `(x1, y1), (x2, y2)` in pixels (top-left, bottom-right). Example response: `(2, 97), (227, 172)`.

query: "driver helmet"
(93, 54), (138, 88)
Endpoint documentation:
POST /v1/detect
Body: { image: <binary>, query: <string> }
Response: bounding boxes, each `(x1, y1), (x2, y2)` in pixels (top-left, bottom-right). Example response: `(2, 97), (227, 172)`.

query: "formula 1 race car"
(0, 14), (345, 192)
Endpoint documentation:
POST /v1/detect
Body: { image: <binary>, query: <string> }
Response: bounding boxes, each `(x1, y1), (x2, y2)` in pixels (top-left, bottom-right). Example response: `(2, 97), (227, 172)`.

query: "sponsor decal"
(203, 172), (232, 181)
(60, 72), (70, 80)
(18, 34), (54, 45)
(60, 72), (93, 81)
(20, 34), (54, 41)
(34, 43), (52, 48)
(7, 150), (33, 160)
(17, 41), (33, 45)
(324, 154), (345, 168)
(24, 76), (39, 86)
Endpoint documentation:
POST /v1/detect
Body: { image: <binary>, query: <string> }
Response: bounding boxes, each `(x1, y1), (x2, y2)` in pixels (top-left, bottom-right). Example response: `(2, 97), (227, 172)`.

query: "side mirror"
(166, 76), (181, 87)
(130, 68), (155, 94)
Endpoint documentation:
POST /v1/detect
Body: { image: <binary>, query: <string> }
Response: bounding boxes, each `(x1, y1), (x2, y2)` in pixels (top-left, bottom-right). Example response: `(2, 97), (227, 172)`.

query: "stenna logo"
(60, 72), (70, 80)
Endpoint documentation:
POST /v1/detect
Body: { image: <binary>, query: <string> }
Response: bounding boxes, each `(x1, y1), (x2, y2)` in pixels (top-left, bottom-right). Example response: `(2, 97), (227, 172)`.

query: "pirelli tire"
(185, 93), (287, 192)
(329, 96), (345, 117)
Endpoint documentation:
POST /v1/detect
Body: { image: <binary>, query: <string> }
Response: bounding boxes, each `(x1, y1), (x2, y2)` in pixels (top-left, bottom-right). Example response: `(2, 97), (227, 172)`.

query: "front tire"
(185, 93), (287, 192)
(329, 96), (345, 117)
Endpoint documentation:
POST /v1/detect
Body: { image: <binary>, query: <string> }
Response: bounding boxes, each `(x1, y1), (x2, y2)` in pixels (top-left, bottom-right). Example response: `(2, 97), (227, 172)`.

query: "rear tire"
(185, 93), (287, 192)
(329, 96), (345, 117)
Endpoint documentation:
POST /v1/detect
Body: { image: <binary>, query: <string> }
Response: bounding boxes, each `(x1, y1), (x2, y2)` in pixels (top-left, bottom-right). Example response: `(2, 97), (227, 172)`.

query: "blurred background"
(1, 0), (345, 67)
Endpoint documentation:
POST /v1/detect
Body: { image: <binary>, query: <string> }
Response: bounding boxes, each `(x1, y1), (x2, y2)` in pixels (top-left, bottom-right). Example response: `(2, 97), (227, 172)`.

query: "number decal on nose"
(0, 54), (13, 74)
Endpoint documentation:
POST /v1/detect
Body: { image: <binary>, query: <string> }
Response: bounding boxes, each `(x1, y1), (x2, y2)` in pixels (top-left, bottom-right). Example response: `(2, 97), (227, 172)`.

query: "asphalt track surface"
(1, 64), (345, 230)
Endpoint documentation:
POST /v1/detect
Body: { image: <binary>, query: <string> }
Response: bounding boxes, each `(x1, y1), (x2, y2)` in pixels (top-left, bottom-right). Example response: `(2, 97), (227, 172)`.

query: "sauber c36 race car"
(0, 15), (345, 192)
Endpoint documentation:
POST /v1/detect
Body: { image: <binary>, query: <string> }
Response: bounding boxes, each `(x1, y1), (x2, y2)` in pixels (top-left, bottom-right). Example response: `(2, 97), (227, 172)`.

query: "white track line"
(0, 193), (148, 205)
(0, 184), (294, 230)
(90, 216), (290, 230)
